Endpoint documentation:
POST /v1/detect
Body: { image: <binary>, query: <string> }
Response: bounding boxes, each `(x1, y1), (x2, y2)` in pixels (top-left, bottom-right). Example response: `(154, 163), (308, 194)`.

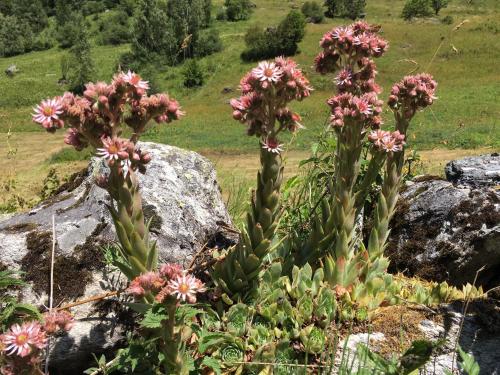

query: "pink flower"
(1, 322), (46, 357)
(167, 274), (205, 303)
(368, 129), (391, 147)
(388, 73), (437, 116)
(353, 97), (373, 116)
(252, 61), (283, 83)
(159, 263), (183, 280)
(32, 98), (63, 131)
(84, 81), (112, 100)
(97, 137), (129, 162)
(335, 69), (353, 88)
(121, 71), (150, 93)
(126, 278), (145, 297)
(262, 138), (284, 154)
(369, 130), (406, 152)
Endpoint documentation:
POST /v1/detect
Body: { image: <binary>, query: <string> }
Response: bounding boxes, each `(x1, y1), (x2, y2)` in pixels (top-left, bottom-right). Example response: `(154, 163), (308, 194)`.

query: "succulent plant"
(300, 325), (327, 354)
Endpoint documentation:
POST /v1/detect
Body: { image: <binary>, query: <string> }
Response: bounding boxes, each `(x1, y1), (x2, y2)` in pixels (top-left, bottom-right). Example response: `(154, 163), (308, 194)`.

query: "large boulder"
(445, 153), (500, 187)
(0, 142), (234, 373)
(386, 177), (500, 288)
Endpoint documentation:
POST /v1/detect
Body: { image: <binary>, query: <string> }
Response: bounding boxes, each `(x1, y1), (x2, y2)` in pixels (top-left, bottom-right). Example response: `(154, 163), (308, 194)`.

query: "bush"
(98, 10), (132, 45)
(32, 23), (56, 51)
(241, 11), (306, 61)
(194, 28), (223, 57)
(0, 14), (34, 57)
(182, 59), (204, 87)
(216, 7), (227, 20)
(324, 0), (365, 19)
(225, 0), (253, 21)
(301, 1), (324, 23)
(402, 0), (433, 20)
(441, 14), (453, 24)
(68, 23), (95, 94)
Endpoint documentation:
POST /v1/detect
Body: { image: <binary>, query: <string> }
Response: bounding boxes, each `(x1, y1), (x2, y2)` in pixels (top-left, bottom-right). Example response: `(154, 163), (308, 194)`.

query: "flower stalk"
(213, 58), (311, 300)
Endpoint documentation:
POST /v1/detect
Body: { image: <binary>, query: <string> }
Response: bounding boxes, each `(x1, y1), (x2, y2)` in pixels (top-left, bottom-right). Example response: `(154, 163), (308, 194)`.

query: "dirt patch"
(20, 225), (108, 306)
(369, 305), (443, 356)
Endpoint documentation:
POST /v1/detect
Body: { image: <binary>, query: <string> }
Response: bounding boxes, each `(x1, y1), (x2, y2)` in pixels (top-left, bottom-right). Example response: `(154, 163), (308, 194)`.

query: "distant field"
(0, 0), (499, 211)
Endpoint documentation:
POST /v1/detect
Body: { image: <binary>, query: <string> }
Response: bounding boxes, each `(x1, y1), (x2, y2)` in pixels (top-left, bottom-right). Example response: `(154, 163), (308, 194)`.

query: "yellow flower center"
(178, 283), (189, 294)
(16, 334), (28, 345)
(264, 68), (274, 77)
(108, 144), (119, 154)
(43, 107), (54, 116)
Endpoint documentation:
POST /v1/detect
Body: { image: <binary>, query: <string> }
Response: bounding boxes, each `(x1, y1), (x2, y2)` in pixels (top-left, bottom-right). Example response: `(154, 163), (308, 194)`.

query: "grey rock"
(445, 153), (500, 187)
(4, 64), (18, 77)
(0, 142), (234, 373)
(386, 178), (500, 287)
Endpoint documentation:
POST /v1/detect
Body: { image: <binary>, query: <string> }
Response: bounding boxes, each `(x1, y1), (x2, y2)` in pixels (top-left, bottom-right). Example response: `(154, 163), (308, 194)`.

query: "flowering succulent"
(214, 57), (311, 300)
(42, 310), (74, 334)
(230, 57), (311, 151)
(126, 265), (205, 304)
(1, 322), (46, 358)
(32, 71), (183, 175)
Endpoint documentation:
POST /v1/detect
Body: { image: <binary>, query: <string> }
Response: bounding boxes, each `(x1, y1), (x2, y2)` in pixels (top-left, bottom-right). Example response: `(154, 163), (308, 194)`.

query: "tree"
(344, 0), (366, 20)
(277, 10), (306, 56)
(68, 21), (95, 94)
(0, 14), (34, 57)
(224, 0), (253, 21)
(131, 0), (177, 65)
(324, 0), (339, 18)
(402, 0), (432, 20)
(167, 0), (205, 60)
(324, 0), (365, 19)
(431, 0), (449, 15)
(241, 10), (306, 61)
(202, 0), (212, 26)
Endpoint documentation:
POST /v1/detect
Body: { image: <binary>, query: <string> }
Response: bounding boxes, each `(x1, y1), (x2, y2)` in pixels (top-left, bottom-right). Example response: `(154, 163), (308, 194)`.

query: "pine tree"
(167, 0), (205, 60)
(69, 21), (95, 94)
(131, 0), (177, 65)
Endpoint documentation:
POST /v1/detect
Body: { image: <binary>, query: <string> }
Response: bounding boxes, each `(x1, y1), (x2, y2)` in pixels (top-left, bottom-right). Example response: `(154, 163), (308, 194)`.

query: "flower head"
(388, 73), (437, 118)
(32, 98), (63, 131)
(43, 311), (74, 334)
(262, 138), (284, 154)
(96, 137), (129, 163)
(252, 61), (283, 84)
(121, 70), (150, 93)
(167, 274), (205, 303)
(1, 322), (46, 357)
(159, 263), (183, 280)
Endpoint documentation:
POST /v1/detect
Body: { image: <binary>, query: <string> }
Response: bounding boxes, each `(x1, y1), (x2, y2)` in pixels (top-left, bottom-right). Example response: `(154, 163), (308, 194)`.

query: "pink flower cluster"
(314, 21), (388, 87)
(126, 263), (205, 304)
(388, 74), (437, 118)
(32, 71), (183, 173)
(230, 57), (311, 153)
(327, 92), (383, 129)
(42, 310), (75, 334)
(368, 130), (406, 153)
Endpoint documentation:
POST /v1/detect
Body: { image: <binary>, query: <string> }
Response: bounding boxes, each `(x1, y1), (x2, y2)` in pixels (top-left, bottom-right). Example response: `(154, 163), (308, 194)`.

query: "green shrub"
(98, 10), (132, 45)
(441, 14), (453, 24)
(194, 28), (223, 57)
(225, 0), (253, 21)
(183, 59), (204, 88)
(68, 23), (95, 94)
(216, 7), (227, 20)
(402, 0), (433, 20)
(301, 1), (324, 23)
(241, 10), (306, 61)
(323, 0), (366, 19)
(0, 14), (34, 57)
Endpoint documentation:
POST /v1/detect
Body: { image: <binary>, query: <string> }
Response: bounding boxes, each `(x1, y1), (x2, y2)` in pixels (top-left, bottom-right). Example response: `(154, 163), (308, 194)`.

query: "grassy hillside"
(0, 0), (498, 212)
(0, 0), (499, 152)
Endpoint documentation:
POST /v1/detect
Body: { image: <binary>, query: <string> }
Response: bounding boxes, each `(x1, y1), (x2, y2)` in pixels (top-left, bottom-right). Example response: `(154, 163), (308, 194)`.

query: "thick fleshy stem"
(213, 147), (283, 299)
(105, 166), (158, 281)
(366, 154), (400, 261)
